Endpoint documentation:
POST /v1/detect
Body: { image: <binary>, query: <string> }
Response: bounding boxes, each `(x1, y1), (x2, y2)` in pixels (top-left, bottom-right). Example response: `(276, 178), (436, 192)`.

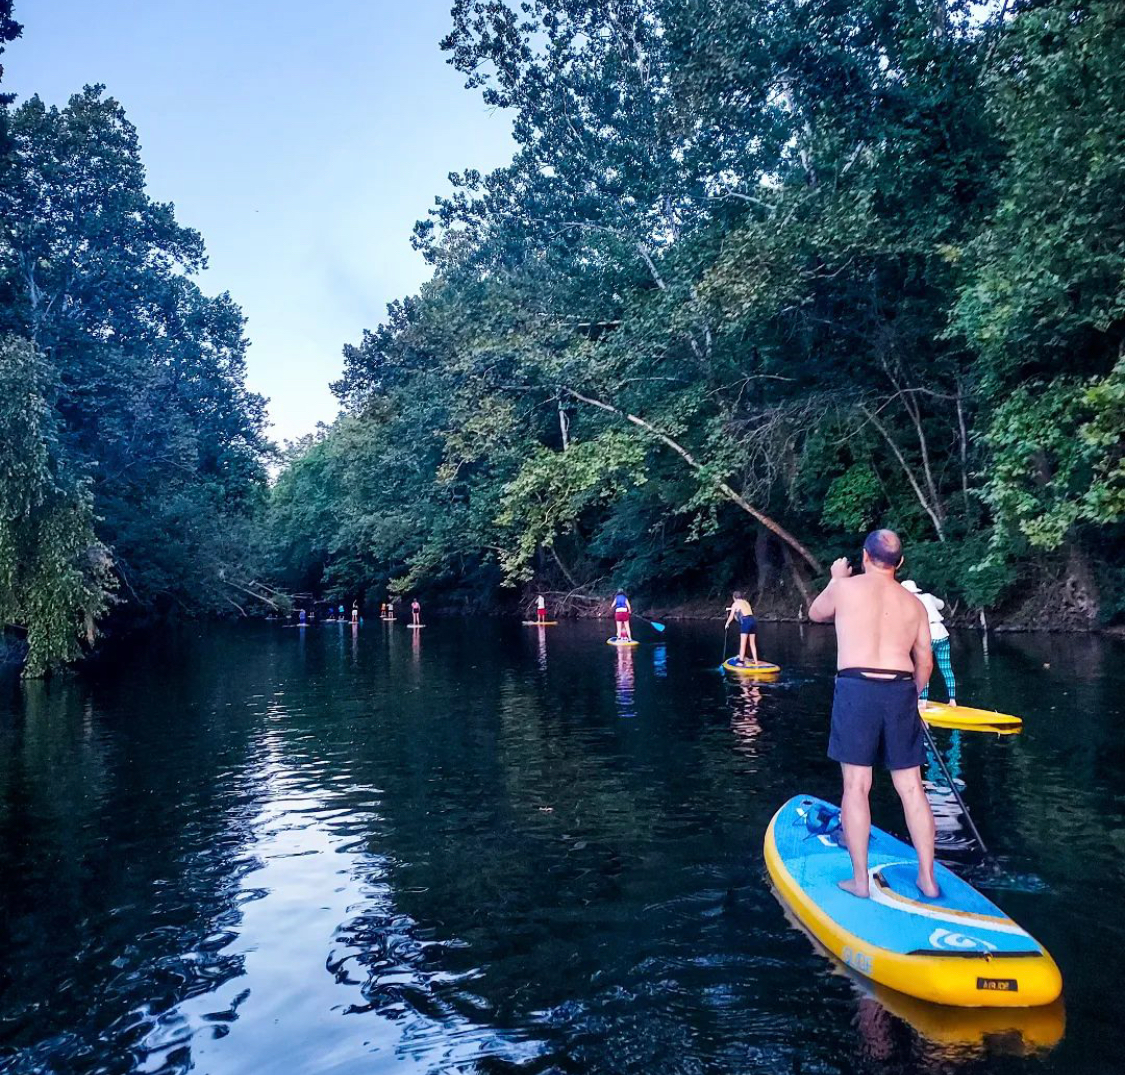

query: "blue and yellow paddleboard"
(765, 795), (1061, 1008)
(607, 637), (639, 646)
(723, 657), (781, 676)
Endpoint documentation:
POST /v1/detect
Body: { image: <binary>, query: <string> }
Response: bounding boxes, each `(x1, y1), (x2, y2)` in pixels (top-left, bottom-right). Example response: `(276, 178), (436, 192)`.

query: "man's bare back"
(809, 559), (932, 694)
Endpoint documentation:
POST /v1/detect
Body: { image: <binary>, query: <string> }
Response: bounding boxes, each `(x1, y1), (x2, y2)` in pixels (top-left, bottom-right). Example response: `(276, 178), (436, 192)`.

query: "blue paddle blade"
(650, 621), (665, 632)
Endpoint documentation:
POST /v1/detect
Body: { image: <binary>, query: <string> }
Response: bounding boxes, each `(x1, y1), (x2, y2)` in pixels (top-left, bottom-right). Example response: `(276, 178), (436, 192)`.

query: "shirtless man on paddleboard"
(808, 529), (939, 899)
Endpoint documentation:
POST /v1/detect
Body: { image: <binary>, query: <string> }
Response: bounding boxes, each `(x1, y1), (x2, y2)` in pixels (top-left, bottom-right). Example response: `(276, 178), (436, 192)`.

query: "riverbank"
(548, 579), (1119, 634)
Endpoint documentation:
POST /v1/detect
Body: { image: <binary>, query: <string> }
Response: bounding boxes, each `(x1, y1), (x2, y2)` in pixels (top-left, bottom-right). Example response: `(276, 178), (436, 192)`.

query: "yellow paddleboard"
(766, 796), (1062, 1008)
(777, 899), (1065, 1052)
(923, 702), (1023, 734)
(723, 657), (781, 676)
(864, 981), (1065, 1053)
(607, 637), (639, 646)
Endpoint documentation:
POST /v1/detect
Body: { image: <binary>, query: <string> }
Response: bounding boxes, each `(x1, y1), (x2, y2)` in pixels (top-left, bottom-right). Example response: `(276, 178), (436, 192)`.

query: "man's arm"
(808, 558), (852, 623)
(911, 608), (934, 697)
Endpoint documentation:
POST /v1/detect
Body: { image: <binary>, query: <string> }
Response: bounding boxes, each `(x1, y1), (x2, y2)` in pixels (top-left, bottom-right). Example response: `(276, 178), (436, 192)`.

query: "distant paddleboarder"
(411, 597), (422, 626)
(808, 529), (939, 900)
(724, 591), (760, 666)
(901, 580), (956, 707)
(610, 590), (632, 641)
(351, 601), (359, 624)
(536, 594), (548, 623)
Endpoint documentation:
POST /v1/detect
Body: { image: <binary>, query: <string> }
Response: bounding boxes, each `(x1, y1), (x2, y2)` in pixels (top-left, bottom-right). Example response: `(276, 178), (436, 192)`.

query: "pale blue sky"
(7, 1), (515, 444)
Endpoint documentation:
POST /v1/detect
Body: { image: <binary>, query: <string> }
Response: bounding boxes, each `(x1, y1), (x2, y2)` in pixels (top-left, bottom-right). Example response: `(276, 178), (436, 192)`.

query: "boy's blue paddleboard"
(764, 795), (1061, 1007)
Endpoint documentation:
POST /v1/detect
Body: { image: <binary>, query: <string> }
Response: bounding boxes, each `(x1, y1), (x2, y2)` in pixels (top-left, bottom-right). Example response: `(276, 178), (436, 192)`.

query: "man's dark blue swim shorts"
(828, 669), (925, 771)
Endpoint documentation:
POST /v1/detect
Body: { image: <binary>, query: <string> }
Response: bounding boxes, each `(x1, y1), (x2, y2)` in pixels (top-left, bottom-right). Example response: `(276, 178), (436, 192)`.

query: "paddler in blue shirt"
(611, 590), (632, 641)
(808, 529), (939, 900)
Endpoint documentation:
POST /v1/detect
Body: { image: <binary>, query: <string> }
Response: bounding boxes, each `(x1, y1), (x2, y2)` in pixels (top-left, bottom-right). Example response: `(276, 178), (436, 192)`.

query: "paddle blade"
(650, 621), (665, 632)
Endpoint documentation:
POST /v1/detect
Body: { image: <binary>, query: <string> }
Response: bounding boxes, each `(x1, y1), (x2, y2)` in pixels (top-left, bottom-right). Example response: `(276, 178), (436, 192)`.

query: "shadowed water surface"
(0, 620), (1121, 1073)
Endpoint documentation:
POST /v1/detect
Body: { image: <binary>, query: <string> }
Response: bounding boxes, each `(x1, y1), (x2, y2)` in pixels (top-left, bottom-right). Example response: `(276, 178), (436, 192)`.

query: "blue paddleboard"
(765, 795), (1061, 1007)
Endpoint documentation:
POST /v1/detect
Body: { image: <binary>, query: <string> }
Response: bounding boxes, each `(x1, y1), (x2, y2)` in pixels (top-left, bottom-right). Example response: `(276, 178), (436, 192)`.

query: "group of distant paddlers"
(299, 530), (958, 900)
(290, 596), (425, 627)
(377, 598), (423, 625)
(294, 602), (360, 625)
(539, 527), (958, 900)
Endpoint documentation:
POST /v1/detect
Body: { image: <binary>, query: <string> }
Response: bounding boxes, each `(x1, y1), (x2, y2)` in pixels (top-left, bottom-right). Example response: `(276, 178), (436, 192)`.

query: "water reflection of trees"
(1, 622), (1112, 1072)
(0, 630), (281, 1073)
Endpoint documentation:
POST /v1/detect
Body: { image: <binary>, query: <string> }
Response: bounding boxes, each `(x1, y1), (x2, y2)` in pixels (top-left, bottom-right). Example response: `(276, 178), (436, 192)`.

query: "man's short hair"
(864, 529), (903, 568)
(732, 590), (743, 600)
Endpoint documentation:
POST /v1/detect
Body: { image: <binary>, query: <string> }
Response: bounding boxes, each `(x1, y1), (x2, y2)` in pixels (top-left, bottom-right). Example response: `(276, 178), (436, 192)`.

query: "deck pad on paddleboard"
(765, 794), (1061, 1007)
(723, 657), (781, 676)
(923, 702), (1023, 734)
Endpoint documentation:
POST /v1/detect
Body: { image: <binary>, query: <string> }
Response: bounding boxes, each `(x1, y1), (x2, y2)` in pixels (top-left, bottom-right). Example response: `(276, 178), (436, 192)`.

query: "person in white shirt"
(901, 580), (956, 706)
(536, 594), (547, 623)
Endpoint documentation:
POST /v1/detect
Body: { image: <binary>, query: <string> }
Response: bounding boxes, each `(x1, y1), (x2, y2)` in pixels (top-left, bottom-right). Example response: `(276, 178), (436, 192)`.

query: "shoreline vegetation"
(3, 1), (1125, 677)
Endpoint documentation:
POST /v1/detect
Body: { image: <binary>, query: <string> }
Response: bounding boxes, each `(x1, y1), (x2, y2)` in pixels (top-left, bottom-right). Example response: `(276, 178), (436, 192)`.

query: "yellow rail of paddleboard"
(764, 809), (1062, 1008)
(723, 658), (781, 676)
(923, 702), (1023, 734)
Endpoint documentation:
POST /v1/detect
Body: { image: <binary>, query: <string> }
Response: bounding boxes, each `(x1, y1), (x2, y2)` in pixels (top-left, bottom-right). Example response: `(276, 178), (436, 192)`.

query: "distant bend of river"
(0, 620), (1121, 1075)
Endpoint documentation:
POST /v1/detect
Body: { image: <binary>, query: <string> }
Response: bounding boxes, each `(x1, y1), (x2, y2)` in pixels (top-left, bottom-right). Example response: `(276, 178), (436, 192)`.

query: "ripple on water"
(0, 622), (1120, 1072)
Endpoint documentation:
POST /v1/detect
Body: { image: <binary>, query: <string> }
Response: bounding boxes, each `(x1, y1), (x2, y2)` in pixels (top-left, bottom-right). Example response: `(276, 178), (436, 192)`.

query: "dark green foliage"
(1, 86), (272, 671)
(0, 336), (114, 676)
(269, 0), (1125, 623)
(0, 0), (20, 105)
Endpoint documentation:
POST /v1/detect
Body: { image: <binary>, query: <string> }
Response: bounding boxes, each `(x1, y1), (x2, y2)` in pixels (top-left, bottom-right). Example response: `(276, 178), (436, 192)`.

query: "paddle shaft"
(921, 721), (989, 856)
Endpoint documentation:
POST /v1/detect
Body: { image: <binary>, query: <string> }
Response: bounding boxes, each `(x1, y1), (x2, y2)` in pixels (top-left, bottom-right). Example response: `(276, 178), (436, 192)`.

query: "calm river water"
(0, 619), (1121, 1074)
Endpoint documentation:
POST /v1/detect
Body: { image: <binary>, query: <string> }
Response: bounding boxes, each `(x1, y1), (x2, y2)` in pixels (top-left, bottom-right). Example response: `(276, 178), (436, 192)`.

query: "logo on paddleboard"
(977, 977), (1018, 992)
(929, 927), (997, 953)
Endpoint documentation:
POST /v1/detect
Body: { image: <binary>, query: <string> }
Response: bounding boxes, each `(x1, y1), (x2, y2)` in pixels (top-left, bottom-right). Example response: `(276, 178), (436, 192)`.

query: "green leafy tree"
(0, 87), (272, 636)
(268, 0), (1125, 625)
(0, 336), (114, 676)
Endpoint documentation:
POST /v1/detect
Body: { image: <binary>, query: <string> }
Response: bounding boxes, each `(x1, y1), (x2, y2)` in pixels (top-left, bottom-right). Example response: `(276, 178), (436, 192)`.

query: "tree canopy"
(270, 0), (1125, 626)
(1, 86), (273, 674)
(4, 1), (1124, 675)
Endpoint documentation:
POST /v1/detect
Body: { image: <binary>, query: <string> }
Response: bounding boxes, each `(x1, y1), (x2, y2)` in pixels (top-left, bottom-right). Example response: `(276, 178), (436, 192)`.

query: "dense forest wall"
(0, 6), (276, 675)
(2, 1), (1124, 677)
(268, 0), (1125, 629)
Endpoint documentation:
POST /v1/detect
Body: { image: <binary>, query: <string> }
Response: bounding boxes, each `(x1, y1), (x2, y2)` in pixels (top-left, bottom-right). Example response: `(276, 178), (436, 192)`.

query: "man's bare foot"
(917, 875), (941, 899)
(838, 878), (870, 899)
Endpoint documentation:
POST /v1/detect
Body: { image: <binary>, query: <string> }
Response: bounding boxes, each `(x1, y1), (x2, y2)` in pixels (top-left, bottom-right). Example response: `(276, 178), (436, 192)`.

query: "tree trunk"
(860, 404), (946, 541)
(955, 383), (971, 509)
(564, 386), (824, 573)
(754, 528), (773, 606)
(783, 543), (815, 612)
